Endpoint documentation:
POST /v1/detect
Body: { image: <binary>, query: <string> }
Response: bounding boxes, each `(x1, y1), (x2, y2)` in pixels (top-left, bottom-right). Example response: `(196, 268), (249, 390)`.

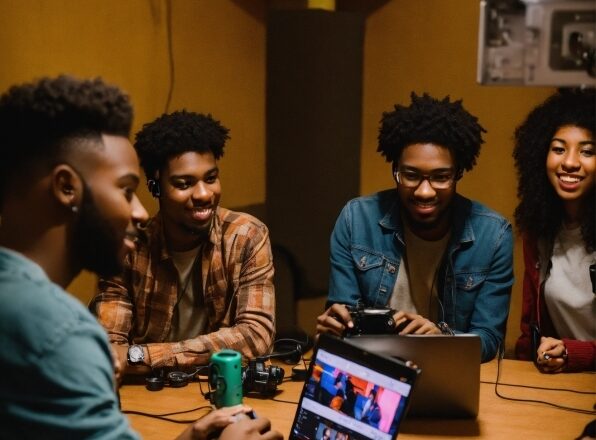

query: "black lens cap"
(145, 376), (164, 391)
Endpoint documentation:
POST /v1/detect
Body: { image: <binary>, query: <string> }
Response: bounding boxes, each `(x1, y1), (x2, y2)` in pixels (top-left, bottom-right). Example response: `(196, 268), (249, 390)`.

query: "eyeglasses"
(394, 170), (456, 189)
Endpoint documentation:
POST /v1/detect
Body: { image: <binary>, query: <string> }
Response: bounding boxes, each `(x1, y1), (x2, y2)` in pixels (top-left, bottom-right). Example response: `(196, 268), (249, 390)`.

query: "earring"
(71, 205), (79, 214)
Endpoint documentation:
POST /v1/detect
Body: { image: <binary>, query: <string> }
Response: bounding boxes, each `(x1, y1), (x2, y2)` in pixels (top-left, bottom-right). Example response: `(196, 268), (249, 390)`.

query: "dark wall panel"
(266, 9), (364, 298)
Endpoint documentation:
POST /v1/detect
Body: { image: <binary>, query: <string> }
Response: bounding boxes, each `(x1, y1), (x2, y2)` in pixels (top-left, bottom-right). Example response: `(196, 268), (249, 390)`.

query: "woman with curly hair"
(514, 89), (595, 373)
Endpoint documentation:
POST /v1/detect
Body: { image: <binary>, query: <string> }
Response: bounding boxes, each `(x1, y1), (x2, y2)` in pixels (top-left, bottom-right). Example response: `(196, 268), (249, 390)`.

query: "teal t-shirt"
(0, 247), (139, 439)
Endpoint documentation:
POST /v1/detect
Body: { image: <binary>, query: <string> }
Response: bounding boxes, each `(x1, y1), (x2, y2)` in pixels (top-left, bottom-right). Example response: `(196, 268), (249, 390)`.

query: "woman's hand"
(536, 337), (567, 373)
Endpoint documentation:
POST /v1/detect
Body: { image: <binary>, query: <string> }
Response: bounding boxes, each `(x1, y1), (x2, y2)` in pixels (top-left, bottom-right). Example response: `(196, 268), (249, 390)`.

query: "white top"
(544, 226), (596, 341)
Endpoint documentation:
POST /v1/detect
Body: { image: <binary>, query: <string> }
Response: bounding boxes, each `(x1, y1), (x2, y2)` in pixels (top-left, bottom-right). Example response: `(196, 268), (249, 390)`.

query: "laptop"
(289, 333), (419, 440)
(344, 334), (481, 418)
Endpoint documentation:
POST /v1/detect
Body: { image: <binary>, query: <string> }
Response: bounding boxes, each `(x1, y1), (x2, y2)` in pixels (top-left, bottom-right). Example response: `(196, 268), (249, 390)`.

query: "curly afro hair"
(0, 75), (132, 199)
(513, 89), (595, 251)
(134, 110), (230, 179)
(378, 92), (486, 174)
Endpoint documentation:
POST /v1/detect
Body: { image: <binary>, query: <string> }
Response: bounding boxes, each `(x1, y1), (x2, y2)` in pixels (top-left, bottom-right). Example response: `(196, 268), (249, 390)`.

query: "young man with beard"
(91, 110), (275, 373)
(0, 76), (281, 440)
(316, 93), (513, 362)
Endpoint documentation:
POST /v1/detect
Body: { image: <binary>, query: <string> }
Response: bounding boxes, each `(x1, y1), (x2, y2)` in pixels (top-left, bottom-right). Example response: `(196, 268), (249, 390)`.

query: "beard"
(71, 182), (125, 278)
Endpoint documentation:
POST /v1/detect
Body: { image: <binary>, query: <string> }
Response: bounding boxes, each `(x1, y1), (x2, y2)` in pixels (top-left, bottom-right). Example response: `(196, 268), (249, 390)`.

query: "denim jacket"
(328, 190), (513, 362)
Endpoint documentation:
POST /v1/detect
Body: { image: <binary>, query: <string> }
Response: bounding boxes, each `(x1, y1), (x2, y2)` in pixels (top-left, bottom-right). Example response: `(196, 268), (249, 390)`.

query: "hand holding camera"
(316, 303), (407, 337)
(344, 305), (399, 335)
(316, 303), (444, 338)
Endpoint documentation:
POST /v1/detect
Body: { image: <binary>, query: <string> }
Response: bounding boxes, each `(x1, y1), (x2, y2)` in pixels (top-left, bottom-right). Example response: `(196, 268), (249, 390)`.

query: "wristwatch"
(127, 344), (145, 365)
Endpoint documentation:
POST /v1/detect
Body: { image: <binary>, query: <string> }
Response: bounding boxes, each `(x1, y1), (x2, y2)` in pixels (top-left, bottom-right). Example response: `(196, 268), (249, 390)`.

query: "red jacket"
(515, 237), (595, 372)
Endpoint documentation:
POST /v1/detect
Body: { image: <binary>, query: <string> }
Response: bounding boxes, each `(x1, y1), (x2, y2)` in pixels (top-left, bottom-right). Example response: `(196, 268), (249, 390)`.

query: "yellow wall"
(1, 0), (556, 355)
(0, 0), (266, 303)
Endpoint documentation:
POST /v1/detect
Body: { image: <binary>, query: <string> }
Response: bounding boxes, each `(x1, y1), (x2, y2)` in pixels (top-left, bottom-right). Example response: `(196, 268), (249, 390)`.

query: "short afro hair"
(134, 110), (230, 179)
(0, 75), (133, 198)
(378, 92), (486, 173)
(513, 88), (595, 251)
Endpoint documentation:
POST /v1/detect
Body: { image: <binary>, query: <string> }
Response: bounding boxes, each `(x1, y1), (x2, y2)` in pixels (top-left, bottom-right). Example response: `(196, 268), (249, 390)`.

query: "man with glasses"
(316, 93), (513, 362)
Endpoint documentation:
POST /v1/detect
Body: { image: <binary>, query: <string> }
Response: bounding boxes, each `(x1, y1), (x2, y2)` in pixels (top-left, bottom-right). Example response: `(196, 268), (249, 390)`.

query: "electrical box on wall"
(477, 0), (596, 87)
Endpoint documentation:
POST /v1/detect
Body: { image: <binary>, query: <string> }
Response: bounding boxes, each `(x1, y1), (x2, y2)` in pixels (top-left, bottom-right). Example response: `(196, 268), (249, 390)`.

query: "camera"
(242, 357), (285, 396)
(477, 0), (596, 86)
(344, 305), (397, 336)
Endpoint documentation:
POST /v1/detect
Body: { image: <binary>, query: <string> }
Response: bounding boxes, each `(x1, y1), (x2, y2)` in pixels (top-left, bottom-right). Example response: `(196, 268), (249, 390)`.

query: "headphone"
(268, 338), (306, 364)
(147, 179), (161, 198)
(270, 337), (312, 382)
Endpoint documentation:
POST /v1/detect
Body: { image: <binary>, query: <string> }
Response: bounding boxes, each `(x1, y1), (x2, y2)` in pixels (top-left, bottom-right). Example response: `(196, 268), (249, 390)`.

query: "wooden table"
(120, 359), (595, 439)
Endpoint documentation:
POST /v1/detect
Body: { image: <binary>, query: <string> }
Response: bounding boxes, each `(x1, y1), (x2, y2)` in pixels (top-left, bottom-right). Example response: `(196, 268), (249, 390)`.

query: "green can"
(209, 349), (243, 408)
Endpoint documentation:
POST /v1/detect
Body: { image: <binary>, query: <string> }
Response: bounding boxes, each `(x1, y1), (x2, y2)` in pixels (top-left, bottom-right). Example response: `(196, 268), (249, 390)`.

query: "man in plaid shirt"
(91, 111), (275, 375)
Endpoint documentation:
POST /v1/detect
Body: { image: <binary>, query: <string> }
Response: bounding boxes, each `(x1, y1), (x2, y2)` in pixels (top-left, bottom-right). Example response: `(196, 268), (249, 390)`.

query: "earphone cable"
(492, 346), (596, 415)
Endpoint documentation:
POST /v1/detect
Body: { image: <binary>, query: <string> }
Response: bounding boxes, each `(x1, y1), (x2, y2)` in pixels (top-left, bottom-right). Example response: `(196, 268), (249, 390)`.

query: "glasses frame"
(393, 170), (458, 190)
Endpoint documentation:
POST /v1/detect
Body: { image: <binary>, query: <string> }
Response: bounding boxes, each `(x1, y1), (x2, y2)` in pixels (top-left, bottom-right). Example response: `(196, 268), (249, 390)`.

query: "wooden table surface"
(120, 359), (595, 439)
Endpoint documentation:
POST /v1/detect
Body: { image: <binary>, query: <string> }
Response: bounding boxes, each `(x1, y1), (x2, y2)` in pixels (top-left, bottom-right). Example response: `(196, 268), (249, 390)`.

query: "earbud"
(147, 179), (161, 198)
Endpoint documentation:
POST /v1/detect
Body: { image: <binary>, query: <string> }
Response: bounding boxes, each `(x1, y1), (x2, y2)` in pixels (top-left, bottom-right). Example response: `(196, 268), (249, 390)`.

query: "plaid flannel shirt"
(91, 208), (275, 368)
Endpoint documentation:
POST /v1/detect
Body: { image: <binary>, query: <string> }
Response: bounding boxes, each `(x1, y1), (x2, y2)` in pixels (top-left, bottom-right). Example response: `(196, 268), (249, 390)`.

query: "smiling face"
(72, 134), (148, 277)
(546, 125), (595, 220)
(395, 143), (457, 240)
(159, 151), (221, 251)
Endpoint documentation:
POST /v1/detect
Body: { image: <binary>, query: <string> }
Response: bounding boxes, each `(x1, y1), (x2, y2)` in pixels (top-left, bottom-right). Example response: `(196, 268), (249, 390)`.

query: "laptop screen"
(290, 335), (417, 440)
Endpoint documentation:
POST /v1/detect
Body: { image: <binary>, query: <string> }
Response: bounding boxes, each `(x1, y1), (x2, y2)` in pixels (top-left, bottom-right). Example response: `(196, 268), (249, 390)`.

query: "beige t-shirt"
(166, 245), (207, 342)
(389, 224), (450, 321)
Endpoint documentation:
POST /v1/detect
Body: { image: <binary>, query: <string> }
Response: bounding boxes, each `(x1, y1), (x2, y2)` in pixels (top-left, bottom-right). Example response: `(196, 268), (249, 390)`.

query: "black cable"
(270, 397), (299, 405)
(481, 380), (596, 395)
(493, 349), (596, 415)
(164, 0), (175, 113)
(122, 404), (212, 423)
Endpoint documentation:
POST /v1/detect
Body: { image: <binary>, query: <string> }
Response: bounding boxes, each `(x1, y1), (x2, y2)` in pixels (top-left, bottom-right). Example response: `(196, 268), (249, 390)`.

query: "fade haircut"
(378, 92), (486, 174)
(0, 75), (133, 200)
(513, 89), (595, 251)
(133, 110), (230, 179)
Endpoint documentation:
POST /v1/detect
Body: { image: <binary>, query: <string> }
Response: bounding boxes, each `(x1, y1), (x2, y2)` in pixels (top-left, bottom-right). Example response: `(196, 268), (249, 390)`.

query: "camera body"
(242, 358), (285, 396)
(345, 305), (397, 336)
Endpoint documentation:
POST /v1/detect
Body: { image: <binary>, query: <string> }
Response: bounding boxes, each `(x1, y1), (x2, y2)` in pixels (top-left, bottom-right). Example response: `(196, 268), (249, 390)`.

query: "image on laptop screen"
(290, 334), (417, 440)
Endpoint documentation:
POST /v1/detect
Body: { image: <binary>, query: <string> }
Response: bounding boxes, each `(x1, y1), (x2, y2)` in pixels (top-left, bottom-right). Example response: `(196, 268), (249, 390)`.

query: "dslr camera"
(242, 357), (285, 396)
(345, 305), (397, 336)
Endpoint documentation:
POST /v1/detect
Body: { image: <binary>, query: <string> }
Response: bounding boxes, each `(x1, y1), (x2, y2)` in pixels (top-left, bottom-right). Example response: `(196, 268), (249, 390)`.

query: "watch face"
(129, 345), (144, 363)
